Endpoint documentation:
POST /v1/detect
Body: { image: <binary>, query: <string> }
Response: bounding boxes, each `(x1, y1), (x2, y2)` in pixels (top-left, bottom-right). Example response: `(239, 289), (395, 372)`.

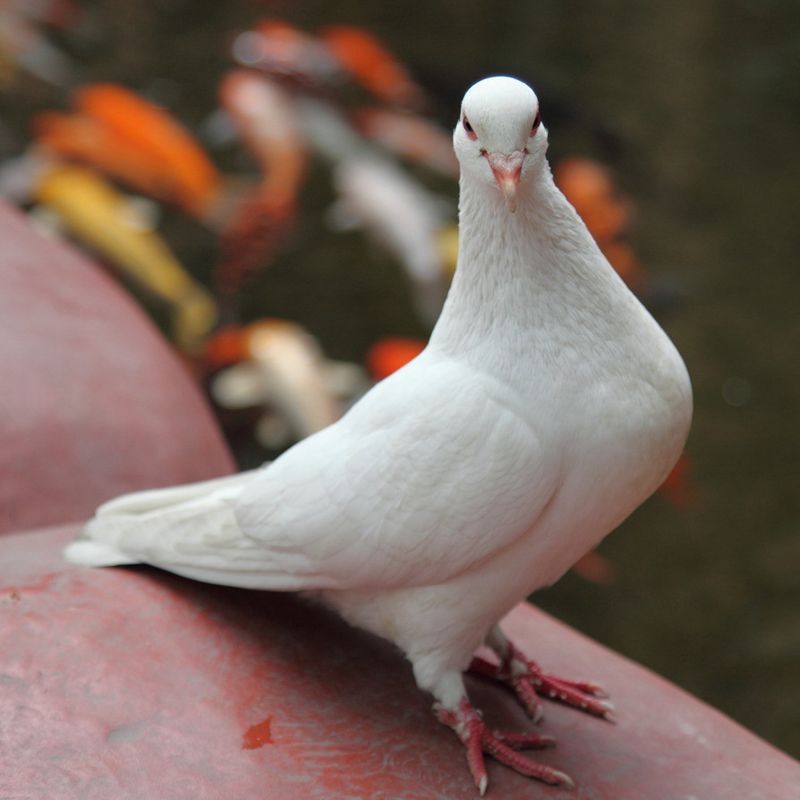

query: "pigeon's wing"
(234, 353), (559, 590)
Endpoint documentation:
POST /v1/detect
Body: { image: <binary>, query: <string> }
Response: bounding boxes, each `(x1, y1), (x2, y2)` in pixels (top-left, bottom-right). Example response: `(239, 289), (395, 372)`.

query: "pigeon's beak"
(485, 151), (525, 213)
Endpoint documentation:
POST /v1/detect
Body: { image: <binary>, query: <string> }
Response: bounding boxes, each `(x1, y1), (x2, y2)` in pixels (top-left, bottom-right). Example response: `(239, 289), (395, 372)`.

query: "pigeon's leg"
(434, 696), (572, 795)
(421, 667), (572, 795)
(469, 625), (613, 722)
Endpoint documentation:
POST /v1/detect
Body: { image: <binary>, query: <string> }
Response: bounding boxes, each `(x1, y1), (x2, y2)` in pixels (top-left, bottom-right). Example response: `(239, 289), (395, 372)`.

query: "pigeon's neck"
(429, 164), (638, 377)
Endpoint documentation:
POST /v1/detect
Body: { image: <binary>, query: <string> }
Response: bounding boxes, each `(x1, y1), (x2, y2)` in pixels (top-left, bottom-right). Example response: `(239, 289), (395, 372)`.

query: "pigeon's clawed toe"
(522, 667), (615, 721)
(470, 641), (613, 722)
(435, 698), (573, 795)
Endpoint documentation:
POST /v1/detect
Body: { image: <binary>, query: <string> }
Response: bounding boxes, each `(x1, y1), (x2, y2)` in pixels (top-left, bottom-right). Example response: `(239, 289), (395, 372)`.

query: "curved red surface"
(0, 201), (234, 534)
(1, 523), (797, 800)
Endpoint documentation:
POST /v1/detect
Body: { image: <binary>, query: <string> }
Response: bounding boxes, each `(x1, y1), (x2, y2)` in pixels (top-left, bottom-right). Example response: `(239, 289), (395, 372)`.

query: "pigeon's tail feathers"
(94, 470), (257, 518)
(64, 470), (261, 568)
(63, 539), (139, 567)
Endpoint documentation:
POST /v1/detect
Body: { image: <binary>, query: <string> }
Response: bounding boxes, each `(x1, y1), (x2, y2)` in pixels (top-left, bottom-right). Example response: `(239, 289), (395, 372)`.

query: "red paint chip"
(243, 716), (273, 749)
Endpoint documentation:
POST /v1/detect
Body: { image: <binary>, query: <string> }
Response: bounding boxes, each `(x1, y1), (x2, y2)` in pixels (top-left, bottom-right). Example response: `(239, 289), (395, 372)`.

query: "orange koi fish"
(215, 189), (295, 300)
(207, 320), (366, 448)
(365, 337), (427, 381)
(321, 25), (427, 110)
(74, 84), (221, 218)
(232, 19), (341, 90)
(33, 112), (177, 205)
(34, 84), (220, 219)
(554, 156), (647, 292)
(202, 324), (250, 371)
(214, 71), (307, 299)
(218, 71), (305, 205)
(554, 157), (631, 244)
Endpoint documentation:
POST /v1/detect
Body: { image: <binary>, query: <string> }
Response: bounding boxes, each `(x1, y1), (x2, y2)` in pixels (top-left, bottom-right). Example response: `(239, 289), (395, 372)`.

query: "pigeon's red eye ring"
(463, 116), (477, 140)
(530, 111), (542, 137)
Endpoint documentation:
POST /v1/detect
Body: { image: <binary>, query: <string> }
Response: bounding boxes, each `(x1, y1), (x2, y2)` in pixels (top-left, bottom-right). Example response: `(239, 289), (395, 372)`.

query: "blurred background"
(1, 0), (798, 759)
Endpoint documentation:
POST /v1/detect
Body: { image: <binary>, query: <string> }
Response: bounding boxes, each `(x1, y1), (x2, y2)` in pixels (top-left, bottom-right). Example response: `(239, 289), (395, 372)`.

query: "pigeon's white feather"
(66, 76), (692, 725)
(233, 352), (557, 589)
(93, 470), (257, 517)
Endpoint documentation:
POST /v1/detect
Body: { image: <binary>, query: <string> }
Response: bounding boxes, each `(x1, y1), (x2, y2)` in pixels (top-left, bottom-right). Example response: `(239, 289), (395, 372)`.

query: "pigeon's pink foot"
(470, 642), (613, 723)
(435, 698), (572, 795)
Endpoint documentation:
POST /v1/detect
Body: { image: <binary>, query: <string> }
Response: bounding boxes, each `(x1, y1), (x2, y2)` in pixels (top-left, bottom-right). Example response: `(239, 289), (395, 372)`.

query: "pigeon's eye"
(463, 116), (477, 140)
(530, 111), (542, 137)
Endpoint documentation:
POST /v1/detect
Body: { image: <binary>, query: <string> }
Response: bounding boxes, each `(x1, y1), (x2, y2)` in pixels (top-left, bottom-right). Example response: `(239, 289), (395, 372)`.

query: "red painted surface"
(242, 716), (274, 749)
(1, 523), (798, 800)
(1, 198), (798, 799)
(0, 201), (234, 535)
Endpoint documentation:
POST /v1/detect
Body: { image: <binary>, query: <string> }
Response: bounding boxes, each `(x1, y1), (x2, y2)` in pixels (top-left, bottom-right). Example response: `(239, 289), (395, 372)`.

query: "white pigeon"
(65, 76), (692, 794)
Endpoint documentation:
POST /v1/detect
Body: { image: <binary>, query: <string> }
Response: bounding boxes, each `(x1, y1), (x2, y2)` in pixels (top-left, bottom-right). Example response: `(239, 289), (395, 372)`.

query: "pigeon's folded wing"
(234, 353), (559, 590)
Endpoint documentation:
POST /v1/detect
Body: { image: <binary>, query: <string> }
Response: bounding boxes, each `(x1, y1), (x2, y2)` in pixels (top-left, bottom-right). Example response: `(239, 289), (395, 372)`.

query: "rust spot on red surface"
(242, 716), (273, 749)
(1, 590), (21, 606)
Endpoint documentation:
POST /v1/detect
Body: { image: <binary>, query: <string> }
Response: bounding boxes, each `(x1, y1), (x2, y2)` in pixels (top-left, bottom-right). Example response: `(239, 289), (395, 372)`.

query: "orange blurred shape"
(214, 71), (306, 298)
(75, 84), (220, 217)
(321, 25), (425, 109)
(366, 337), (426, 381)
(202, 325), (249, 371)
(571, 550), (618, 585)
(253, 19), (317, 62)
(657, 453), (697, 510)
(554, 157), (631, 244)
(255, 19), (307, 39)
(33, 112), (172, 201)
(246, 19), (340, 85)
(35, 83), (220, 218)
(214, 187), (296, 298)
(203, 320), (309, 371)
(37, 0), (81, 29)
(353, 107), (458, 178)
(601, 240), (646, 292)
(218, 70), (306, 204)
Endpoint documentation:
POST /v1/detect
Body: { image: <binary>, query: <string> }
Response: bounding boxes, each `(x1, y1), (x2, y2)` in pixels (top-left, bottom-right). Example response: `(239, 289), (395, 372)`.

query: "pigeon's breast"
(540, 350), (691, 566)
(482, 325), (692, 588)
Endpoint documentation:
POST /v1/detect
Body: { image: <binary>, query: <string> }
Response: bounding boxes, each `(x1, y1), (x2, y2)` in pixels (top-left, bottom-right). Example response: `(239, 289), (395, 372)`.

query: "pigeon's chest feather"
(355, 388), (559, 566)
(530, 364), (689, 566)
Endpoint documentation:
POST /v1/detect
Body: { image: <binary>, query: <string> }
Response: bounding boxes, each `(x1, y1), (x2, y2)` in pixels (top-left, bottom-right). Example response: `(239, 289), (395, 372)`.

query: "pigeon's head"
(454, 76), (547, 212)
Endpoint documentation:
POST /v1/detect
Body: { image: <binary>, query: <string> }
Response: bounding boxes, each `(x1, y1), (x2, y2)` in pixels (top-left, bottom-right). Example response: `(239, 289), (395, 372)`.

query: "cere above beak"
(484, 151), (525, 213)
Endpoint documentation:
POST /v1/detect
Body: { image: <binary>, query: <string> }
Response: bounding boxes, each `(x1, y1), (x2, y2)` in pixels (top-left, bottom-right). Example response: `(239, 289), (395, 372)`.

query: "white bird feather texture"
(65, 75), (692, 788)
